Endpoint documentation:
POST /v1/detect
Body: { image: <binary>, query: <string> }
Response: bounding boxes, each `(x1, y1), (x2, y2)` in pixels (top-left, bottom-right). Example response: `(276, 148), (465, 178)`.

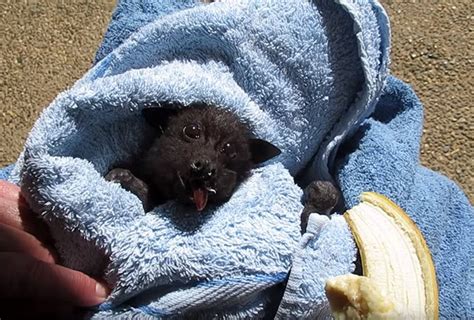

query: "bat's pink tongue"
(193, 187), (208, 212)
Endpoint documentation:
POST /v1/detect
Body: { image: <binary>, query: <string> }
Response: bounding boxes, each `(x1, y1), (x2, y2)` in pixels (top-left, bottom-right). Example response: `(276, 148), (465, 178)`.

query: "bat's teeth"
(177, 171), (186, 188)
(206, 187), (217, 194)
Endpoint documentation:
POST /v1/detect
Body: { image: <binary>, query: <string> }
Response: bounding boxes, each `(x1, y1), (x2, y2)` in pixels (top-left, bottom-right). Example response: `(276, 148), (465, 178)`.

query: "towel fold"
(5, 0), (472, 318)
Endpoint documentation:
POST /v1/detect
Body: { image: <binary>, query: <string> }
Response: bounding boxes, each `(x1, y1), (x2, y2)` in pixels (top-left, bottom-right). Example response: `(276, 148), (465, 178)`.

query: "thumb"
(0, 252), (109, 306)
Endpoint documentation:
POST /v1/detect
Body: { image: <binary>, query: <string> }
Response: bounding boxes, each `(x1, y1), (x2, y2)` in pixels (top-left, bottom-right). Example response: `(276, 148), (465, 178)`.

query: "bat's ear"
(142, 102), (180, 132)
(249, 139), (281, 164)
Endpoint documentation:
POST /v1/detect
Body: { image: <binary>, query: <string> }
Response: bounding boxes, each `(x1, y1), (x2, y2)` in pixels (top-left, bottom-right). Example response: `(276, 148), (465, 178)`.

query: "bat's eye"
(220, 142), (237, 159)
(183, 124), (201, 140)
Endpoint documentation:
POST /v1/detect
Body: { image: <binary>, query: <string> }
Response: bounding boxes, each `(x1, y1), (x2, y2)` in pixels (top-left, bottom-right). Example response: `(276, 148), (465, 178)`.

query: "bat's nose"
(190, 159), (216, 179)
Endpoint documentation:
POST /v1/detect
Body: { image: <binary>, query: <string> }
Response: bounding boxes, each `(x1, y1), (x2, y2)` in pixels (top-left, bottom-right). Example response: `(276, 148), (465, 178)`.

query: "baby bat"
(105, 103), (282, 212)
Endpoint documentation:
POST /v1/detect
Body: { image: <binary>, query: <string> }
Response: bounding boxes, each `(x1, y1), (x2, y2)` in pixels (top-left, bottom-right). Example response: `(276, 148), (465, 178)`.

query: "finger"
(0, 253), (110, 306)
(0, 222), (56, 263)
(0, 180), (21, 202)
(0, 180), (51, 242)
(0, 180), (26, 228)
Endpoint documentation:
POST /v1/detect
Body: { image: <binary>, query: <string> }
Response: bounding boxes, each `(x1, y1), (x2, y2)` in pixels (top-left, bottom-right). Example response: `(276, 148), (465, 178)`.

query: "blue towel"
(0, 164), (14, 181)
(4, 0), (472, 318)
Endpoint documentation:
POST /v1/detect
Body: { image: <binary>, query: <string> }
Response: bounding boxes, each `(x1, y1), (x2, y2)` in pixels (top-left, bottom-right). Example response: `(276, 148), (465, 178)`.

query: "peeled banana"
(325, 192), (439, 319)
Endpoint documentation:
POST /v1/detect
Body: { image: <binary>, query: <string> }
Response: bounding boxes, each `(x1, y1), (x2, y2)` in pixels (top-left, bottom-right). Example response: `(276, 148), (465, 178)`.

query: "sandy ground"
(0, 1), (472, 202)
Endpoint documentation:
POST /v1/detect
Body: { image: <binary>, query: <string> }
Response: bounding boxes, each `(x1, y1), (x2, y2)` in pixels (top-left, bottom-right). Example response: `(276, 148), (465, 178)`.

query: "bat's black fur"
(106, 103), (281, 212)
(105, 102), (340, 231)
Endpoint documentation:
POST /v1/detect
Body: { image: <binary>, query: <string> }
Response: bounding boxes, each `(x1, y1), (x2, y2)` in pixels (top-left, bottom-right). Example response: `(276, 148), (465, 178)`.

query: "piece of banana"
(326, 274), (398, 319)
(325, 192), (439, 319)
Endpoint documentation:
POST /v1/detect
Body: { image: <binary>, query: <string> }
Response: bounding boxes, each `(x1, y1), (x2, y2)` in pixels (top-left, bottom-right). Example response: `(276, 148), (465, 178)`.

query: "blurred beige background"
(0, 1), (472, 202)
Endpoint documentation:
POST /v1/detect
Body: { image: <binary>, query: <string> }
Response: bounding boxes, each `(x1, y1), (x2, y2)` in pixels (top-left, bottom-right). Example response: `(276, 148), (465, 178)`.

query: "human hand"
(0, 180), (109, 318)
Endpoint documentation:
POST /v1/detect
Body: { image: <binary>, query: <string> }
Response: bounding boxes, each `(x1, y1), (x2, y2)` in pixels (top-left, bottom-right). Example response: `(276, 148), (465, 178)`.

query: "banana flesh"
(325, 192), (439, 319)
(326, 274), (398, 319)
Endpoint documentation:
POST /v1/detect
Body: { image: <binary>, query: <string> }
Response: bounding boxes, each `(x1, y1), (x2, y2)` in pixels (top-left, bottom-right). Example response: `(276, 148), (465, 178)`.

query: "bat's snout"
(190, 159), (217, 180)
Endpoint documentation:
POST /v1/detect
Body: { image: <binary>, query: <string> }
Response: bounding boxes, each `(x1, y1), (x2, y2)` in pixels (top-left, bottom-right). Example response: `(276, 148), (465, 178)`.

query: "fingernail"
(96, 283), (109, 300)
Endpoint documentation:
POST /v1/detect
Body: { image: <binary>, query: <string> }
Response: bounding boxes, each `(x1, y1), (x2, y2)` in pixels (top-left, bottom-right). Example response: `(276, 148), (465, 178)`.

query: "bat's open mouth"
(189, 182), (217, 212)
(178, 171), (216, 212)
(191, 186), (208, 211)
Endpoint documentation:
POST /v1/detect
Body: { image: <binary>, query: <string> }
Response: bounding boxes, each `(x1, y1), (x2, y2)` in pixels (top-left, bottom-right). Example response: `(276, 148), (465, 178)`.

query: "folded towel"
(335, 75), (474, 319)
(6, 0), (472, 318)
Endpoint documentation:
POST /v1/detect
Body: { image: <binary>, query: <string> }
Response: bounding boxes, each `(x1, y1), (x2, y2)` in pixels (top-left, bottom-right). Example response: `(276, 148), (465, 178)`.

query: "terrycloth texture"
(276, 214), (356, 319)
(94, 0), (199, 64)
(5, 0), (472, 319)
(335, 76), (474, 319)
(9, 0), (387, 317)
(0, 164), (14, 181)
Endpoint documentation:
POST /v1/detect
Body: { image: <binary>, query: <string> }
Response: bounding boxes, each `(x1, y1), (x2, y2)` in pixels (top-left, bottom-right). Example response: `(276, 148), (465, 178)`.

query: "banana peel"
(325, 192), (439, 319)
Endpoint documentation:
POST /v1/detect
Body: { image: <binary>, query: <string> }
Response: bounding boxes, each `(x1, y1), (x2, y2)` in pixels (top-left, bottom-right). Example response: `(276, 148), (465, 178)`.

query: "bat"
(106, 103), (281, 212)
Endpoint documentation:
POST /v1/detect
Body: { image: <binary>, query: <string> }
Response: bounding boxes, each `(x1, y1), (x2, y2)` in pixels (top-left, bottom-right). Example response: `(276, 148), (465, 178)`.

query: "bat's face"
(141, 104), (281, 211)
